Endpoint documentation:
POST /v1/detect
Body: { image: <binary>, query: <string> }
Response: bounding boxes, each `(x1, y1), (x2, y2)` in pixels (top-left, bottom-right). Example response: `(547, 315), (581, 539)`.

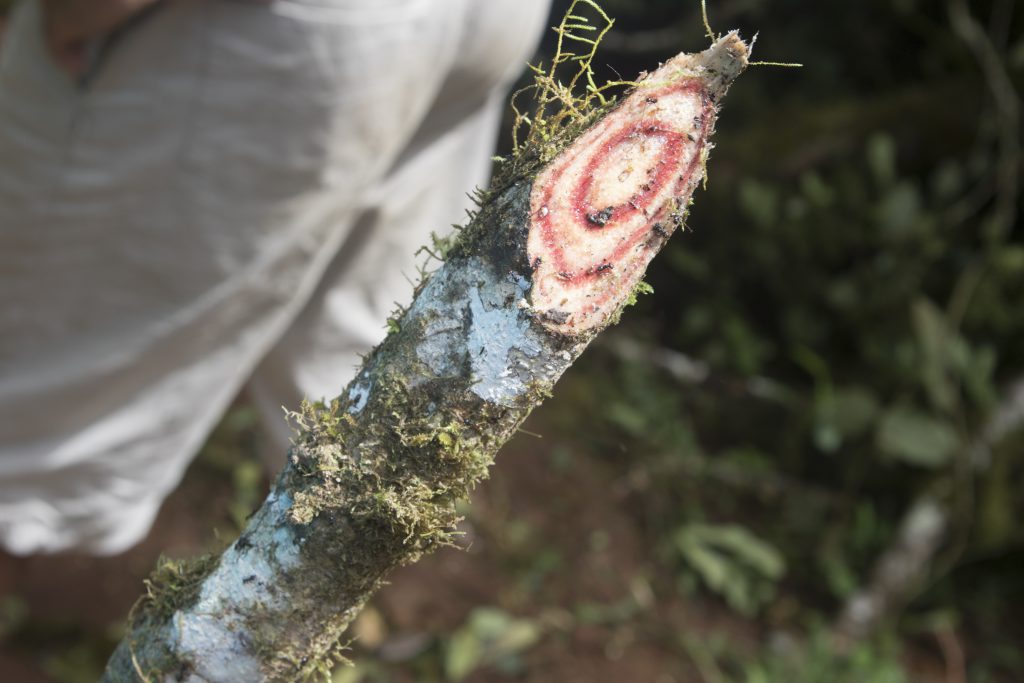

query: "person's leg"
(247, 0), (553, 463)
(0, 0), (473, 555)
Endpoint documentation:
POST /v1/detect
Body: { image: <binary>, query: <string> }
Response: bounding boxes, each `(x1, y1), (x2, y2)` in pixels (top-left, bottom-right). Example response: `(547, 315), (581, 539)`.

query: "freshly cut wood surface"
(529, 44), (727, 333)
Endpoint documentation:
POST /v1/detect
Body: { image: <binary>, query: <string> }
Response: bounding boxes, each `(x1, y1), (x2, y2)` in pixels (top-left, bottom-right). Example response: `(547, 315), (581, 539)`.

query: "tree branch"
(101, 33), (750, 682)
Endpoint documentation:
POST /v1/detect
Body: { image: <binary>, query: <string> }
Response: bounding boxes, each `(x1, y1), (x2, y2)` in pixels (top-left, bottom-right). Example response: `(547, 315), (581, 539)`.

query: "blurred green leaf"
(445, 628), (483, 682)
(875, 405), (960, 468)
(977, 446), (1017, 552)
(800, 172), (836, 208)
(444, 608), (540, 682)
(911, 297), (957, 413)
(929, 160), (963, 201)
(738, 178), (779, 229)
(724, 314), (772, 375)
(815, 385), (880, 452)
(575, 597), (642, 625)
(606, 401), (649, 437)
(961, 344), (998, 411)
(674, 523), (786, 616)
(876, 182), (921, 238)
(866, 133), (897, 186)
(832, 386), (880, 437)
(817, 544), (859, 598)
(994, 246), (1024, 276)
(0, 595), (27, 638)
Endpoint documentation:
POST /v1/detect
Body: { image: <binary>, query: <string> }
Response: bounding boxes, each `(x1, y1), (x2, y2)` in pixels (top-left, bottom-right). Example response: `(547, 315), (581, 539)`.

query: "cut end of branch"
(527, 33), (748, 335)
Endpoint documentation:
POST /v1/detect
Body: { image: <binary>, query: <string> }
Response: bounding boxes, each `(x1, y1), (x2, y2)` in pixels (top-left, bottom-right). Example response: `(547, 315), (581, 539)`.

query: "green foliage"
(196, 405), (265, 532)
(623, 279), (655, 308)
(509, 0), (630, 157)
(492, 0), (633, 191)
(443, 608), (541, 681)
(875, 404), (960, 468)
(133, 554), (219, 627)
(741, 627), (908, 683)
(537, 1), (1024, 676)
(673, 523), (786, 616)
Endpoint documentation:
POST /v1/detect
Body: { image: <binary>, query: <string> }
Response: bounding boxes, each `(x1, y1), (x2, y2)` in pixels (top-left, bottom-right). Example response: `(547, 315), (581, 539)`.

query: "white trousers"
(0, 0), (550, 555)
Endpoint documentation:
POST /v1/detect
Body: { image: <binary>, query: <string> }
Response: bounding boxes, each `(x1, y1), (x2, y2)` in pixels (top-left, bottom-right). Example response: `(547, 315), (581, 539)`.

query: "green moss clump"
(624, 280), (655, 308)
(130, 554), (220, 628)
(284, 377), (494, 556)
(490, 0), (630, 195)
(256, 371), (513, 680)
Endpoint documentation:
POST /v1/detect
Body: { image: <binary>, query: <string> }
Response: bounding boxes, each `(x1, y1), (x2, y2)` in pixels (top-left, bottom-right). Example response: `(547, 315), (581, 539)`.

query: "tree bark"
(102, 33), (749, 683)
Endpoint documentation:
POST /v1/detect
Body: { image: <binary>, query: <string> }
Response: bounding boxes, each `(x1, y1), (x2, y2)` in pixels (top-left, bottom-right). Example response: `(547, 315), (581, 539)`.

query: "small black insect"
(541, 309), (571, 325)
(596, 263), (613, 273)
(645, 96), (658, 104)
(235, 534), (253, 551)
(652, 223), (670, 238)
(586, 206), (614, 227)
(243, 574), (257, 584)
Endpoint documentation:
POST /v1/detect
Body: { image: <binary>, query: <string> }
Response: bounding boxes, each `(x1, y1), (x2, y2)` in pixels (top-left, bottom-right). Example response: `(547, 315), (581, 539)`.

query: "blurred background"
(2, 0), (1022, 681)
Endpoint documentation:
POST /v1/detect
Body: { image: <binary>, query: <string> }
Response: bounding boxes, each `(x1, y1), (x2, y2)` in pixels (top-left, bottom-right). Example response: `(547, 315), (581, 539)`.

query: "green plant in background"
(741, 626), (908, 683)
(443, 608), (541, 681)
(673, 523), (786, 617)
(198, 405), (267, 532)
(549, 0), (1024, 677)
(326, 607), (543, 683)
(571, 113), (1023, 639)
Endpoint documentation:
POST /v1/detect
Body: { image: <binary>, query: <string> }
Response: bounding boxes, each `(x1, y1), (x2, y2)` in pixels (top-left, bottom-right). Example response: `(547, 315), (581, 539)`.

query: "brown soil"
(0, 388), (945, 682)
